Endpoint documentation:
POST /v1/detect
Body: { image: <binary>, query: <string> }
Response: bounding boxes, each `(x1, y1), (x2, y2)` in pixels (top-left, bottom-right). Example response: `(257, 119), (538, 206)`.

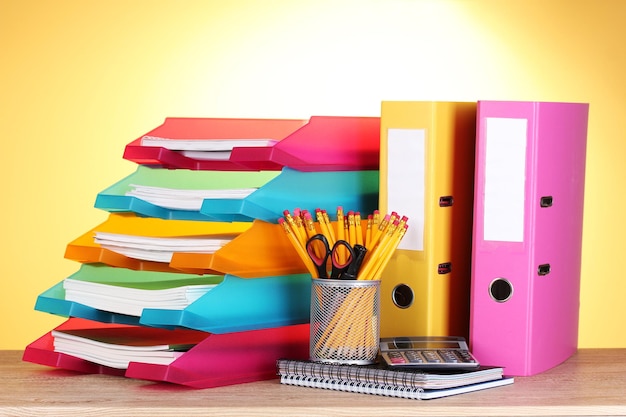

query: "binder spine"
(470, 101), (588, 376)
(378, 101), (476, 339)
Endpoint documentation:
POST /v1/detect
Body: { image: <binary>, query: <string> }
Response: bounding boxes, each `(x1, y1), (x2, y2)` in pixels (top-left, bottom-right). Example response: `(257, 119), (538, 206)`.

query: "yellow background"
(1, 0), (624, 349)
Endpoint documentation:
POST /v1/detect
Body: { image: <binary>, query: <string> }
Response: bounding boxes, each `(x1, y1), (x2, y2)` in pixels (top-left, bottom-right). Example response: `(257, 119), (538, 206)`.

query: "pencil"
(358, 219), (399, 280)
(283, 209), (307, 248)
(369, 223), (409, 280)
(322, 209), (336, 243)
(302, 211), (317, 238)
(336, 206), (345, 242)
(292, 213), (308, 246)
(336, 207), (346, 264)
(316, 285), (377, 356)
(315, 208), (335, 247)
(347, 211), (356, 247)
(372, 209), (380, 229)
(354, 212), (363, 246)
(369, 213), (390, 249)
(303, 210), (324, 259)
(365, 214), (373, 249)
(389, 211), (398, 227)
(278, 218), (318, 278)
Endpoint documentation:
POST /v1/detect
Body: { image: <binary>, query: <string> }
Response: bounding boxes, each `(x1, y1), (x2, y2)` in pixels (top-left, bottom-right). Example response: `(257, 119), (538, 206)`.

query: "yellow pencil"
(365, 214), (373, 249)
(369, 223), (409, 280)
(335, 207), (346, 263)
(347, 211), (357, 247)
(358, 219), (399, 280)
(369, 213), (390, 249)
(292, 214), (308, 246)
(372, 209), (381, 228)
(282, 209), (297, 232)
(283, 209), (307, 248)
(360, 213), (409, 280)
(397, 215), (408, 229)
(320, 286), (376, 354)
(322, 209), (336, 243)
(278, 218), (318, 278)
(367, 210), (380, 249)
(354, 212), (363, 246)
(302, 210), (324, 259)
(388, 211), (398, 228)
(315, 208), (334, 247)
(303, 211), (318, 239)
(336, 206), (345, 242)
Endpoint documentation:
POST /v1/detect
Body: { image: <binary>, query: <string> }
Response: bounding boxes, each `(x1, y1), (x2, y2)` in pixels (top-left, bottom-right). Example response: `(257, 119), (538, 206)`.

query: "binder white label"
(387, 128), (425, 251)
(483, 117), (527, 242)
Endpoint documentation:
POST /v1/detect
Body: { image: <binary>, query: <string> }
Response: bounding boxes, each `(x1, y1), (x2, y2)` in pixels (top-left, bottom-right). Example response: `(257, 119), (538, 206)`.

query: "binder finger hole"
(489, 278), (513, 303)
(392, 284), (414, 309)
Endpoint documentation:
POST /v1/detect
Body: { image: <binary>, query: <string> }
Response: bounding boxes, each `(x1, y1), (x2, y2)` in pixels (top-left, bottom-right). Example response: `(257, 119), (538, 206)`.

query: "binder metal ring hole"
(438, 262), (452, 275)
(439, 196), (454, 207)
(540, 196), (553, 208)
(538, 264), (551, 276)
(392, 284), (414, 309)
(489, 278), (513, 303)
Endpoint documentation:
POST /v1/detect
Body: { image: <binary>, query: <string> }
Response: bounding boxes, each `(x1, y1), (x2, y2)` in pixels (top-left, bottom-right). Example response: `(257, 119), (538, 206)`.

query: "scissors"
(306, 234), (355, 279)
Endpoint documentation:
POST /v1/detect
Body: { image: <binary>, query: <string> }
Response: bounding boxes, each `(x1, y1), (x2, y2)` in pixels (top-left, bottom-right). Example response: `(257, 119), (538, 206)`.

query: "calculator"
(379, 336), (480, 369)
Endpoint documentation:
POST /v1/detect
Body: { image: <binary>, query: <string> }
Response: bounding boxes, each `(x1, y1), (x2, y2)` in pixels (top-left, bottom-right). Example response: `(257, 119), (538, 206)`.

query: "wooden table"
(1, 349), (625, 416)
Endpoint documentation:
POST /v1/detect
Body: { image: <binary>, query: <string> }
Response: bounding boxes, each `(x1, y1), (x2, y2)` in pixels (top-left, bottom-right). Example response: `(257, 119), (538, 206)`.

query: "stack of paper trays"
(23, 113), (382, 388)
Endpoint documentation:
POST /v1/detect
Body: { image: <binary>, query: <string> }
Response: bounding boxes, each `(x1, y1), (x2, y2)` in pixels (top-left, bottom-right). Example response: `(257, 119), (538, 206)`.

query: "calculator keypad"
(383, 349), (477, 367)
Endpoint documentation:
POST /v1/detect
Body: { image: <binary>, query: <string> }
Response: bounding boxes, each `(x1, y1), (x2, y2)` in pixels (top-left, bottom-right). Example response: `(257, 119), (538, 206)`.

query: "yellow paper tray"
(65, 213), (252, 273)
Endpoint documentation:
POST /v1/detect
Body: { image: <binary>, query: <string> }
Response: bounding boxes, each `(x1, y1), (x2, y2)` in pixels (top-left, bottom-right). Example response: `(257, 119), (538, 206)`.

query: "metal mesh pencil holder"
(310, 278), (380, 365)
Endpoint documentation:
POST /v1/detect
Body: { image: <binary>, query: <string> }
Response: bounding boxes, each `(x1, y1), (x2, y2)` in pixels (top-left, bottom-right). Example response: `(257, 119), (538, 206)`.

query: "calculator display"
(379, 336), (480, 369)
(386, 340), (461, 350)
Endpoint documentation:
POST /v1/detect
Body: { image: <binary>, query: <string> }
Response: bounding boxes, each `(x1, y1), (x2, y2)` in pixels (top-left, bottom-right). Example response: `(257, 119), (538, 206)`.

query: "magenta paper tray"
(23, 318), (309, 389)
(23, 318), (128, 377)
(123, 117), (307, 171)
(123, 116), (380, 172)
(231, 116), (381, 172)
(125, 323), (309, 388)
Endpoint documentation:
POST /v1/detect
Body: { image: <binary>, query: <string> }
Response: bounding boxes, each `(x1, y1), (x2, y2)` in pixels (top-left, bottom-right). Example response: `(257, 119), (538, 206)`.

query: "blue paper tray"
(35, 264), (311, 333)
(201, 167), (380, 223)
(94, 165), (279, 221)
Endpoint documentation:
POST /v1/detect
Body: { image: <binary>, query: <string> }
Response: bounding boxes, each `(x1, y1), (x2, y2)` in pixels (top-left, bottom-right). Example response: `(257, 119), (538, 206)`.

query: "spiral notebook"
(279, 374), (514, 400)
(277, 358), (513, 400)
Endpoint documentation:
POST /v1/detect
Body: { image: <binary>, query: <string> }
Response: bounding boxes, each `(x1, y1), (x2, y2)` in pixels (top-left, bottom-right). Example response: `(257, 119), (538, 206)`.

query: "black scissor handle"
(306, 234), (331, 278)
(329, 239), (354, 279)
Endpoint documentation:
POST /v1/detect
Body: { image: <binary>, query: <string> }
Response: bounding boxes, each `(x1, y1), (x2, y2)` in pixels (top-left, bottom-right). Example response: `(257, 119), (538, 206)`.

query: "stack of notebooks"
(276, 359), (514, 400)
(23, 115), (382, 388)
